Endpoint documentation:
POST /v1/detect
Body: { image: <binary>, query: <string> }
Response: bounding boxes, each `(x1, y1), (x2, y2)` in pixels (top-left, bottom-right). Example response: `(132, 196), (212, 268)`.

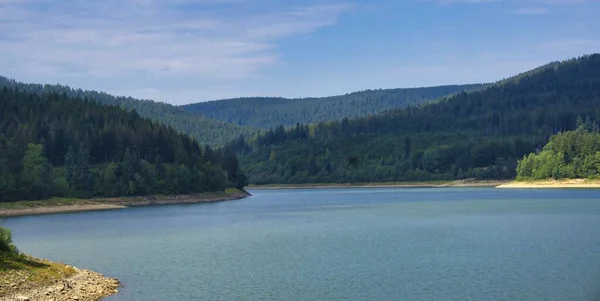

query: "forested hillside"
(181, 84), (484, 129)
(0, 87), (247, 202)
(516, 119), (600, 180)
(229, 54), (600, 184)
(0, 77), (256, 146)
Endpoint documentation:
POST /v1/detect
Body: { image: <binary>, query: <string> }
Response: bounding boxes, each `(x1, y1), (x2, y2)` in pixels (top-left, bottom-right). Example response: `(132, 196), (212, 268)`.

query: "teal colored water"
(2, 188), (600, 300)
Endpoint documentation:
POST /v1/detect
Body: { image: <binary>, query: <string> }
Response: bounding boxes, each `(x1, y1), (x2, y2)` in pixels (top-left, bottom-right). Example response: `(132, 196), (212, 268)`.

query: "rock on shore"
(2, 266), (120, 301)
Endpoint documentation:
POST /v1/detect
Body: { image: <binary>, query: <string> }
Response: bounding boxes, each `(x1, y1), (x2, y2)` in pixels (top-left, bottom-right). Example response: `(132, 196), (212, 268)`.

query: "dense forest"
(228, 54), (600, 184)
(516, 118), (600, 180)
(0, 76), (256, 146)
(181, 84), (485, 129)
(0, 87), (247, 202)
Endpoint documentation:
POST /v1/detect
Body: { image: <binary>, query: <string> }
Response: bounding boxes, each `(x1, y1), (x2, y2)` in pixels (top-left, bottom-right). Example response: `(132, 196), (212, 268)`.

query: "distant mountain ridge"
(228, 54), (600, 184)
(0, 76), (256, 146)
(181, 84), (486, 129)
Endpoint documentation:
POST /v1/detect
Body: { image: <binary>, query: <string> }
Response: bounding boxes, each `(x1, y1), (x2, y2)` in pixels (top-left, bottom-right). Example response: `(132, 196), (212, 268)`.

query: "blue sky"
(1, 0), (599, 105)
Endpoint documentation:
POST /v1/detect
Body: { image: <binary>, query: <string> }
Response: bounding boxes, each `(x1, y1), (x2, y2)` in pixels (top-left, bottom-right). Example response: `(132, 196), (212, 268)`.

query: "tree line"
(0, 76), (257, 146)
(228, 54), (600, 184)
(0, 87), (246, 202)
(517, 118), (600, 180)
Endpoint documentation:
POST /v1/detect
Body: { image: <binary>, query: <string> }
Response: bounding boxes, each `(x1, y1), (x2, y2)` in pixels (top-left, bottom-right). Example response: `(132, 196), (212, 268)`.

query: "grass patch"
(1, 253), (76, 296)
(0, 226), (76, 296)
(225, 188), (245, 195)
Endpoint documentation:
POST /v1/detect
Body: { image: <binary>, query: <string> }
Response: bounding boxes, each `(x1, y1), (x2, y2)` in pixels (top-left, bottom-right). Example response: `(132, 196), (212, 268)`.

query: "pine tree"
(75, 143), (94, 197)
(308, 157), (318, 175)
(20, 144), (51, 199)
(65, 145), (77, 186)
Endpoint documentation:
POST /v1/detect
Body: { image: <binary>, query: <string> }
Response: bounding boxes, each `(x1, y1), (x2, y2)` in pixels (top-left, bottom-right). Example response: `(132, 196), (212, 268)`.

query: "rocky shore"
(1, 259), (119, 301)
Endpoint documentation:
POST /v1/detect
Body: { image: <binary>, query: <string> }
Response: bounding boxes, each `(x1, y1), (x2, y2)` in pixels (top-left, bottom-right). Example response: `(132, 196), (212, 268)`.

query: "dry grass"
(0, 254), (76, 297)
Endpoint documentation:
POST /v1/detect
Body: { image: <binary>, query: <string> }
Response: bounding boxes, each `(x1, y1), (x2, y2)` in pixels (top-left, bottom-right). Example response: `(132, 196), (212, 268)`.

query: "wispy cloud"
(431, 0), (598, 3)
(539, 39), (600, 54)
(434, 0), (500, 3)
(0, 0), (349, 102)
(388, 39), (600, 86)
(428, 0), (594, 16)
(0, 0), (596, 103)
(532, 0), (599, 4)
(508, 7), (550, 14)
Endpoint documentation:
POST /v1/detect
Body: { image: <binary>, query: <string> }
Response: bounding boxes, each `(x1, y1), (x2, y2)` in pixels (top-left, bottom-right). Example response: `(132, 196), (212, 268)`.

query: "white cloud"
(428, 0), (594, 17)
(0, 0), (349, 102)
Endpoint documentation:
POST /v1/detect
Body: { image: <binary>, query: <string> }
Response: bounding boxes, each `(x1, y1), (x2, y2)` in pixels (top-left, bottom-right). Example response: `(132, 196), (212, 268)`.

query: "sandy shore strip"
(497, 179), (600, 189)
(248, 180), (509, 190)
(0, 190), (250, 218)
(0, 204), (127, 218)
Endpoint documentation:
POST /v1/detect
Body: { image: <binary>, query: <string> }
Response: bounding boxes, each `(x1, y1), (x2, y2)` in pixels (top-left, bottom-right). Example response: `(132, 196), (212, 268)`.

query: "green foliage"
(516, 125), (600, 180)
(0, 87), (246, 202)
(0, 76), (256, 146)
(224, 187), (245, 195)
(182, 84), (485, 129)
(231, 54), (600, 184)
(20, 144), (51, 200)
(51, 175), (70, 197)
(0, 227), (18, 254)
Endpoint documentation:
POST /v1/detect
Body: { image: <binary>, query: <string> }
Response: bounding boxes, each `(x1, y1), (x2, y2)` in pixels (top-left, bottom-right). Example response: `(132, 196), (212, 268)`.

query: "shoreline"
(247, 180), (509, 190)
(0, 189), (251, 218)
(497, 179), (600, 189)
(4, 178), (598, 218)
(1, 256), (120, 301)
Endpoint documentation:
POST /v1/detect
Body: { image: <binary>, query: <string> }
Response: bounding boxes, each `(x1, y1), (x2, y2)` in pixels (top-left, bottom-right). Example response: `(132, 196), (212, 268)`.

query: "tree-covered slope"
(229, 54), (600, 184)
(181, 84), (485, 129)
(0, 77), (257, 146)
(0, 87), (246, 202)
(516, 119), (600, 180)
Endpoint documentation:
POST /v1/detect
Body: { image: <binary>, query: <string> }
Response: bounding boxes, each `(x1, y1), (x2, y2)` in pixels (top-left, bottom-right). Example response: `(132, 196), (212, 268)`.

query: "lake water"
(2, 188), (600, 300)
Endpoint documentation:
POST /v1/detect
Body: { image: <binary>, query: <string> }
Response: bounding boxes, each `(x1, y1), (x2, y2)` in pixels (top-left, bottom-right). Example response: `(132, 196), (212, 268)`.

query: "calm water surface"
(2, 188), (600, 300)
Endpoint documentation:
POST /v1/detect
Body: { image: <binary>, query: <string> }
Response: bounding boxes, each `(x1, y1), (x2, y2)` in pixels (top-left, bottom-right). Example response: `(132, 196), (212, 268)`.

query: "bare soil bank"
(0, 190), (250, 218)
(248, 180), (509, 190)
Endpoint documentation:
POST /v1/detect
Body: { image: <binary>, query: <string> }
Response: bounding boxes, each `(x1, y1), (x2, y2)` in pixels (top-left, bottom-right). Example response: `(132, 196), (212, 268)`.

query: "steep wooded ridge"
(228, 54), (600, 184)
(0, 87), (247, 202)
(181, 84), (485, 129)
(0, 76), (256, 146)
